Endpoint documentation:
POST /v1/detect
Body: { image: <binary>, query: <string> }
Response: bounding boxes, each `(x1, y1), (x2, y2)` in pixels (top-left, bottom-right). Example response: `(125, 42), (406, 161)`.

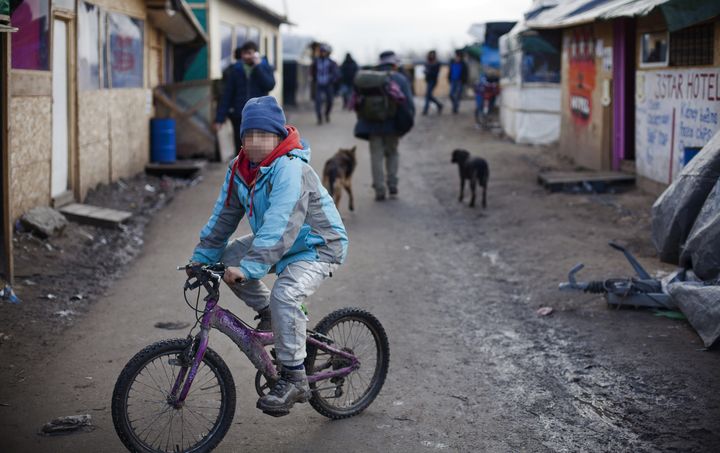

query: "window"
(107, 12), (144, 88)
(10, 0), (50, 70)
(235, 24), (247, 47)
(670, 22), (714, 67)
(247, 26), (260, 47)
(220, 22), (232, 70)
(640, 31), (668, 67)
(77, 1), (100, 90)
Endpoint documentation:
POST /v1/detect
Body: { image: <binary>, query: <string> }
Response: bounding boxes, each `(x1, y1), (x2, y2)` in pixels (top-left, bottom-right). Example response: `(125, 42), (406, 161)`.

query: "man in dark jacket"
(448, 49), (469, 114)
(214, 41), (276, 151)
(339, 53), (359, 109)
(423, 50), (443, 115)
(311, 44), (339, 124)
(354, 51), (415, 201)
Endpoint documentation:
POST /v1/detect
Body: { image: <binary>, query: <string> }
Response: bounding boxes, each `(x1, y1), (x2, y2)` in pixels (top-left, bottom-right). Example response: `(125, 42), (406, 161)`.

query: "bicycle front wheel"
(111, 338), (236, 453)
(305, 308), (390, 419)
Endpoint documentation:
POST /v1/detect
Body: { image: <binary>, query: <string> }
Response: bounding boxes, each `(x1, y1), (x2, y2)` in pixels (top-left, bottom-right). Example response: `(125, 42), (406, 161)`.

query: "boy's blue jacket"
(191, 139), (348, 280)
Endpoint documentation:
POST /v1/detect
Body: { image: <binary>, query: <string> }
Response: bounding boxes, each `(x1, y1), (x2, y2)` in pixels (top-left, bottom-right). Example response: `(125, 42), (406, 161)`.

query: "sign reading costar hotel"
(636, 68), (720, 184)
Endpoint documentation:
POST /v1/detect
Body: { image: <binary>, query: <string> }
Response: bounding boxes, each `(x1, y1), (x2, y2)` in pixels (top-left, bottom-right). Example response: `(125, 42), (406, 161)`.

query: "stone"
(20, 207), (68, 238)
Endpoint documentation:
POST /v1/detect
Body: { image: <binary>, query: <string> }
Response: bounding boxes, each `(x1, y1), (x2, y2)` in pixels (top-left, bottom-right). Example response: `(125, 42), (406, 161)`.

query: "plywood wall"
(78, 90), (111, 197)
(109, 89), (150, 181)
(77, 88), (151, 198)
(9, 95), (52, 221)
(559, 22), (614, 170)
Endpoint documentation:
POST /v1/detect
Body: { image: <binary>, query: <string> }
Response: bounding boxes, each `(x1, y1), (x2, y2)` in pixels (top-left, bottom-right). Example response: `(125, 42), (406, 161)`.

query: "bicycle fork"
(169, 300), (217, 408)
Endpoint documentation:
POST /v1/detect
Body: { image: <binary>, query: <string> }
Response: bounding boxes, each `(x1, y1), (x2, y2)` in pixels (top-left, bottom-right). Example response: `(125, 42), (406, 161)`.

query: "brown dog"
(322, 146), (356, 211)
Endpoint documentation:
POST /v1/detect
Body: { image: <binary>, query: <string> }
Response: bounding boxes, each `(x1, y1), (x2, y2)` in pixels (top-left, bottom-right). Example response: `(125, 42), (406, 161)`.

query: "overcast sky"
(259, 0), (532, 64)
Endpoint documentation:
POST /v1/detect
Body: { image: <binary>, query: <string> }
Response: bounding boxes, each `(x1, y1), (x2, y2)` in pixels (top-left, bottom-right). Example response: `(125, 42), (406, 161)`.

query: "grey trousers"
(221, 234), (337, 366)
(369, 134), (400, 195)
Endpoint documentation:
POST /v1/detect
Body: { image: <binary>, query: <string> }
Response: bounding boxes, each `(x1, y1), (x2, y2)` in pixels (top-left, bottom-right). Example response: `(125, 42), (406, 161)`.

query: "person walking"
(339, 53), (359, 109)
(311, 44), (339, 124)
(448, 49), (468, 114)
(214, 41), (276, 152)
(422, 50), (443, 115)
(353, 51), (415, 201)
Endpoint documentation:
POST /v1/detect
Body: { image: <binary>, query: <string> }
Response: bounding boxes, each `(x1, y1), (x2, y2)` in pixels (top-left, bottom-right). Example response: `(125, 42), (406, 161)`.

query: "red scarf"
(225, 125), (303, 217)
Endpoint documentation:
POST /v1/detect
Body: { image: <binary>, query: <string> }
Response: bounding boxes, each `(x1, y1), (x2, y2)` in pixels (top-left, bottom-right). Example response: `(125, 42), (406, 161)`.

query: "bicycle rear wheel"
(305, 308), (390, 419)
(111, 338), (235, 453)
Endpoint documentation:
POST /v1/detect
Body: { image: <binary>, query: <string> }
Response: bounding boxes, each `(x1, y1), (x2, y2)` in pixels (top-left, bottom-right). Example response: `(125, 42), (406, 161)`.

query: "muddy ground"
(0, 103), (718, 452)
(0, 174), (195, 347)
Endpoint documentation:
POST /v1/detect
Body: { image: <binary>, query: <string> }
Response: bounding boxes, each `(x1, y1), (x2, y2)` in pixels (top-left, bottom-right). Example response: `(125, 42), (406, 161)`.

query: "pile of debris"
(560, 130), (720, 348)
(0, 172), (199, 336)
(651, 130), (720, 348)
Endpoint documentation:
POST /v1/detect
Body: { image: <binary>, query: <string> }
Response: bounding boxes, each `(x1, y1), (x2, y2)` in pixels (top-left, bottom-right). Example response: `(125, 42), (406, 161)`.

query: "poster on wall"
(636, 68), (720, 184)
(107, 12), (144, 88)
(567, 28), (596, 125)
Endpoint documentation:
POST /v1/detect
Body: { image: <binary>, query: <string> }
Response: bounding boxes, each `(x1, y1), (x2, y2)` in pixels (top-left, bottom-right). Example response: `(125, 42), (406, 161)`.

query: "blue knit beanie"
(240, 96), (288, 138)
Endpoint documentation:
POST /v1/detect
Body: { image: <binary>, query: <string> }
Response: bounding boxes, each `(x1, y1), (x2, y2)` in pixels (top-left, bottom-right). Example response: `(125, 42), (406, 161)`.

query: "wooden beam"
(1, 34), (12, 283)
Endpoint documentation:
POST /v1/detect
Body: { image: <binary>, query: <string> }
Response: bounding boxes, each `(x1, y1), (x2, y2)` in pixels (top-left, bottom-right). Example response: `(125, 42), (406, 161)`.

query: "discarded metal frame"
(559, 242), (677, 309)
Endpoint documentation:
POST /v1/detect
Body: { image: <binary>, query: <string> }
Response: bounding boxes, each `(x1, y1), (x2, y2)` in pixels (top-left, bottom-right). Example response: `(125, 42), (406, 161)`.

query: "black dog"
(451, 149), (489, 208)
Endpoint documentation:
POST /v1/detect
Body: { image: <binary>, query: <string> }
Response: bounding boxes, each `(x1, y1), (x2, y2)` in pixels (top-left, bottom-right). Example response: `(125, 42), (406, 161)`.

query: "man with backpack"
(214, 41), (276, 151)
(353, 50), (415, 201)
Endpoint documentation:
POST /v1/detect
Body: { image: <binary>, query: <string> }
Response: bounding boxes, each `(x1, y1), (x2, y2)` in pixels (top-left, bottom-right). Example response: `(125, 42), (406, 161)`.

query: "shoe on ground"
(254, 306), (272, 331)
(316, 118), (323, 125)
(325, 113), (331, 123)
(257, 367), (310, 416)
(388, 187), (398, 198)
(375, 192), (387, 201)
(438, 104), (444, 115)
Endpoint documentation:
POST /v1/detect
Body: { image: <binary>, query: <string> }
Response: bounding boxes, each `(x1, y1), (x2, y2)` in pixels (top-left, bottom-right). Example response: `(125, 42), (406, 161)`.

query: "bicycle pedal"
(261, 409), (289, 418)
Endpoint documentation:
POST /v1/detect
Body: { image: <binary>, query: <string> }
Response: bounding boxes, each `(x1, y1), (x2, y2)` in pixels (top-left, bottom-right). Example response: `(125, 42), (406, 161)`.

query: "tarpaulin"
(651, 130), (720, 264)
(667, 282), (720, 348)
(660, 0), (720, 32)
(681, 179), (720, 281)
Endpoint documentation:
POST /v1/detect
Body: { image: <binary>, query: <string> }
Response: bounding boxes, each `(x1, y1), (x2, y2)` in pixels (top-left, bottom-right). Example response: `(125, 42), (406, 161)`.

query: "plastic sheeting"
(667, 282), (720, 348)
(681, 179), (720, 281)
(651, 130), (720, 264)
(499, 84), (561, 145)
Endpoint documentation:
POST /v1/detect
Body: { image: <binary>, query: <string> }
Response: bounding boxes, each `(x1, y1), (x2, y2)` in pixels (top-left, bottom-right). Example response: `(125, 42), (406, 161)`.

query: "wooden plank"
(145, 160), (206, 178)
(1, 34), (12, 283)
(539, 171), (635, 185)
(59, 203), (132, 228)
(10, 70), (52, 97)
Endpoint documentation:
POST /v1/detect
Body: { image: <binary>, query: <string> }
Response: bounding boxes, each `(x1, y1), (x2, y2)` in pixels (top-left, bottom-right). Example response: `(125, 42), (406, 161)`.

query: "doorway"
(51, 18), (70, 199)
(612, 18), (636, 171)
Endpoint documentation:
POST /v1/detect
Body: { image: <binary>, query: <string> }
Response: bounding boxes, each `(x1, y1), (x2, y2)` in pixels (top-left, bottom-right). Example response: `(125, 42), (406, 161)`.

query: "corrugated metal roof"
(526, 0), (668, 29)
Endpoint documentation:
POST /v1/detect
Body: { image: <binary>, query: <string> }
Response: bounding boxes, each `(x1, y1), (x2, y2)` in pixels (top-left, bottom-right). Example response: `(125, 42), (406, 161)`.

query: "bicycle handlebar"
(178, 262), (244, 288)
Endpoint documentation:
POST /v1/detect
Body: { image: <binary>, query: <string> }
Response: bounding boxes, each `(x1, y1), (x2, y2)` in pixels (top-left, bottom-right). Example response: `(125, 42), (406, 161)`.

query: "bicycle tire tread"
(111, 338), (236, 453)
(306, 307), (390, 420)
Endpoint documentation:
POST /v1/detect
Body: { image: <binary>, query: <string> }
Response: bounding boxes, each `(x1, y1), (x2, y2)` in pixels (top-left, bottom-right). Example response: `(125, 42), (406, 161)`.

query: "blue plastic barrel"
(150, 118), (176, 163)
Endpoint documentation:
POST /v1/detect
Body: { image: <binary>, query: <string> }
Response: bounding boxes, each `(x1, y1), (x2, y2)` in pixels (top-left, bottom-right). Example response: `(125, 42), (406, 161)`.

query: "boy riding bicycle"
(189, 96), (348, 415)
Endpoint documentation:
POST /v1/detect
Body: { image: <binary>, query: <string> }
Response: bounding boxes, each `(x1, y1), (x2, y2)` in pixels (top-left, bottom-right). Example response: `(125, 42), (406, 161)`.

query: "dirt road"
(1, 104), (718, 452)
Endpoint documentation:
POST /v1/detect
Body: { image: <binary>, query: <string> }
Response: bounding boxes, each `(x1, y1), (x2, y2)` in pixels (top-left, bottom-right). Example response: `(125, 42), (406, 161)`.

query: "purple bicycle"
(111, 263), (389, 453)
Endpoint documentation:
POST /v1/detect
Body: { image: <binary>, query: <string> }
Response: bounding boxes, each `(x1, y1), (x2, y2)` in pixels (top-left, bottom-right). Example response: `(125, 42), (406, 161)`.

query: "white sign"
(635, 68), (720, 184)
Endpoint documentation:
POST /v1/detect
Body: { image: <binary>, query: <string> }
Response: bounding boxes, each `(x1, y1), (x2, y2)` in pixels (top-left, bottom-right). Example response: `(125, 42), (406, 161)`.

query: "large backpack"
(353, 70), (398, 122)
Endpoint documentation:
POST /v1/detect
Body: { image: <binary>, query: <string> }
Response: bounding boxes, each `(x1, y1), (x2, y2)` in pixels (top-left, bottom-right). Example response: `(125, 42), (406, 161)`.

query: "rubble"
(40, 414), (94, 436)
(0, 285), (20, 304)
(19, 207), (68, 239)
